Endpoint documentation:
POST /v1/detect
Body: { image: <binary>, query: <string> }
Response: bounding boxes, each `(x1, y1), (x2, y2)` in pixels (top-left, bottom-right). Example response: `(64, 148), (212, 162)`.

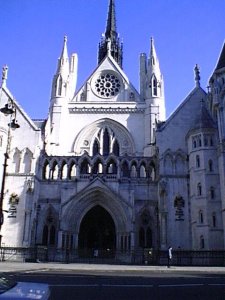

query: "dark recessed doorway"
(78, 205), (116, 258)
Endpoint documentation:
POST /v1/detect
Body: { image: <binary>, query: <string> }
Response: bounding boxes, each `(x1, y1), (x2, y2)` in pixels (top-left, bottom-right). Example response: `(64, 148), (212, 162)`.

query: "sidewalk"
(1, 261), (225, 274)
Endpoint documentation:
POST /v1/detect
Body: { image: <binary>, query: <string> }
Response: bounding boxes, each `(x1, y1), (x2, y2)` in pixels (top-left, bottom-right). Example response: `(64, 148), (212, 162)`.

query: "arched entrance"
(78, 205), (116, 258)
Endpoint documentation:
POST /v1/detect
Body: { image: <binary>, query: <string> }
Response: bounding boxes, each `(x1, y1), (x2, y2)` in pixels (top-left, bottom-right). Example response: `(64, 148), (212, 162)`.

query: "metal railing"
(0, 247), (225, 266)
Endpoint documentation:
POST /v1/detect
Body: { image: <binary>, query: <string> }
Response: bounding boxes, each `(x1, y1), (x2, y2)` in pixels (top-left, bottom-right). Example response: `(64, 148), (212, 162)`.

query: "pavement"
(1, 261), (225, 275)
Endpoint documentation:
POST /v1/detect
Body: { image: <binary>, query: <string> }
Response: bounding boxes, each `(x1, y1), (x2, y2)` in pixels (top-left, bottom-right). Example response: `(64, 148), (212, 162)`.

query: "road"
(11, 269), (225, 300)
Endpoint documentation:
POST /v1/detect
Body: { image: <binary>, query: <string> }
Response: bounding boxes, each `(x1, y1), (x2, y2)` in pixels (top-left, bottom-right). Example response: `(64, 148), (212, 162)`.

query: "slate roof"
(215, 43), (225, 70)
(191, 102), (216, 131)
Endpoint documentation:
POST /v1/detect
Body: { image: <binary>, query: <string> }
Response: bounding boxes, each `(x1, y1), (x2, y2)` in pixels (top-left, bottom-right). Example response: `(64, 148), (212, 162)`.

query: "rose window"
(93, 73), (121, 98)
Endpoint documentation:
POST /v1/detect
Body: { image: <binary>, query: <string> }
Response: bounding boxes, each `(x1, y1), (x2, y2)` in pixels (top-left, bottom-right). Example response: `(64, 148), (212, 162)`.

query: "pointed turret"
(57, 36), (69, 76)
(142, 38), (166, 156)
(146, 38), (165, 121)
(51, 36), (78, 100)
(98, 0), (123, 68)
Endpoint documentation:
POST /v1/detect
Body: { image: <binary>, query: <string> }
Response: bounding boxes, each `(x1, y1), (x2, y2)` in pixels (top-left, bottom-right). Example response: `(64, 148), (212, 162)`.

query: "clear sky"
(0, 0), (224, 119)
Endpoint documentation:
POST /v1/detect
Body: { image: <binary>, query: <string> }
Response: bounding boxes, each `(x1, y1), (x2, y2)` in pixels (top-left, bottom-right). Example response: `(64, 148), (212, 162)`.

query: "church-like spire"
(148, 38), (160, 75)
(56, 36), (69, 76)
(105, 0), (117, 40)
(51, 36), (78, 100)
(98, 0), (123, 68)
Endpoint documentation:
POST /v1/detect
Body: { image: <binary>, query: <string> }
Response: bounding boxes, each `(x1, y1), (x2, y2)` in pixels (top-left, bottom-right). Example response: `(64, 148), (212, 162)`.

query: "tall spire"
(105, 0), (117, 40)
(98, 0), (123, 68)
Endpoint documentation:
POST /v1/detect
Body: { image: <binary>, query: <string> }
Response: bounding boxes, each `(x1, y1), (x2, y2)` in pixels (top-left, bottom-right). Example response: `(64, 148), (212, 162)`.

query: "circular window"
(92, 72), (121, 98)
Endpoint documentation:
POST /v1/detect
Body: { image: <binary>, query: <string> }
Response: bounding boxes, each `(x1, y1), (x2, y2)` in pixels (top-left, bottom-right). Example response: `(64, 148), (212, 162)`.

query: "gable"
(156, 87), (207, 153)
(72, 55), (141, 103)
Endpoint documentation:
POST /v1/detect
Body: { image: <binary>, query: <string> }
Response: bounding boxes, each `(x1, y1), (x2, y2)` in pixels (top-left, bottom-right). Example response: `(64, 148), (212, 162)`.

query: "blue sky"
(0, 0), (224, 119)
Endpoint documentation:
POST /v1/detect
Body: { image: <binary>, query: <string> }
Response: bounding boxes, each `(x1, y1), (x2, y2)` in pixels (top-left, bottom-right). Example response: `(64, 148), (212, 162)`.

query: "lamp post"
(0, 99), (20, 247)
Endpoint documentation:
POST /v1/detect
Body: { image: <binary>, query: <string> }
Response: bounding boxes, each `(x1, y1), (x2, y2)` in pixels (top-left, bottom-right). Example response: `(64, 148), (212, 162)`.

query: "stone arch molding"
(61, 179), (130, 234)
(73, 118), (135, 156)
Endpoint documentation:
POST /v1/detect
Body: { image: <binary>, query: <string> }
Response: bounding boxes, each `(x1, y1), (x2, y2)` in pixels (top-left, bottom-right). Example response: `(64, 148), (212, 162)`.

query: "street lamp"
(0, 98), (20, 247)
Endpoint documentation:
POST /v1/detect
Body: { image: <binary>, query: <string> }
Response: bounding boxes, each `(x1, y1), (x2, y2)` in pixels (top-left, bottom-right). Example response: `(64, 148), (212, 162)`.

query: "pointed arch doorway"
(78, 205), (116, 258)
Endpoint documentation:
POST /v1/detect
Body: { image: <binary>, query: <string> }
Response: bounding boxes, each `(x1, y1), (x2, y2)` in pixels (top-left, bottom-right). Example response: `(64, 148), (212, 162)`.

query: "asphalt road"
(10, 270), (225, 300)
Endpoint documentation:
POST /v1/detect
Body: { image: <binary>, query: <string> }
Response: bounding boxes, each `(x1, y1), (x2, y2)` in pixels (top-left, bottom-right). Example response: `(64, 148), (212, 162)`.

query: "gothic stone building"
(0, 0), (225, 262)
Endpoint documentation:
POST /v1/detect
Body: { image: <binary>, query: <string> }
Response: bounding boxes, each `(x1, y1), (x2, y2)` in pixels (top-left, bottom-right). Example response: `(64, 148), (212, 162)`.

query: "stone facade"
(0, 0), (225, 261)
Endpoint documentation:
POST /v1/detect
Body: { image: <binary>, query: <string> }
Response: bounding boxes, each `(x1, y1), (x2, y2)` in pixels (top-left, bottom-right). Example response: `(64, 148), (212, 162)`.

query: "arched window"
(93, 139), (100, 156)
(68, 162), (76, 179)
(199, 210), (204, 224)
(121, 161), (129, 177)
(51, 162), (58, 180)
(80, 159), (90, 174)
(208, 160), (213, 172)
(130, 164), (137, 178)
(42, 161), (50, 180)
(57, 75), (63, 96)
(152, 75), (157, 96)
(197, 183), (202, 196)
(61, 162), (68, 179)
(212, 213), (216, 227)
(140, 164), (147, 178)
(103, 128), (110, 156)
(13, 149), (21, 173)
(196, 155), (200, 168)
(23, 150), (32, 173)
(200, 235), (205, 249)
(107, 160), (117, 174)
(93, 160), (103, 174)
(210, 137), (214, 146)
(112, 139), (119, 156)
(210, 187), (215, 199)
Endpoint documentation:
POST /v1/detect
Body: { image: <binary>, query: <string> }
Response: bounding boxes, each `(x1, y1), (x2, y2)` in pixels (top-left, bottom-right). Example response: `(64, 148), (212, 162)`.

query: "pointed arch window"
(93, 139), (100, 156)
(210, 187), (215, 199)
(68, 162), (76, 179)
(150, 163), (156, 181)
(212, 213), (216, 227)
(199, 210), (204, 224)
(13, 149), (21, 173)
(208, 160), (213, 172)
(107, 159), (117, 174)
(121, 161), (129, 177)
(140, 164), (147, 178)
(196, 155), (200, 168)
(112, 139), (119, 156)
(80, 159), (90, 174)
(43, 161), (50, 180)
(152, 75), (157, 96)
(93, 160), (103, 174)
(51, 162), (59, 180)
(57, 75), (63, 96)
(200, 235), (205, 249)
(23, 150), (32, 173)
(197, 183), (202, 196)
(130, 164), (137, 178)
(103, 128), (110, 156)
(61, 162), (68, 179)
